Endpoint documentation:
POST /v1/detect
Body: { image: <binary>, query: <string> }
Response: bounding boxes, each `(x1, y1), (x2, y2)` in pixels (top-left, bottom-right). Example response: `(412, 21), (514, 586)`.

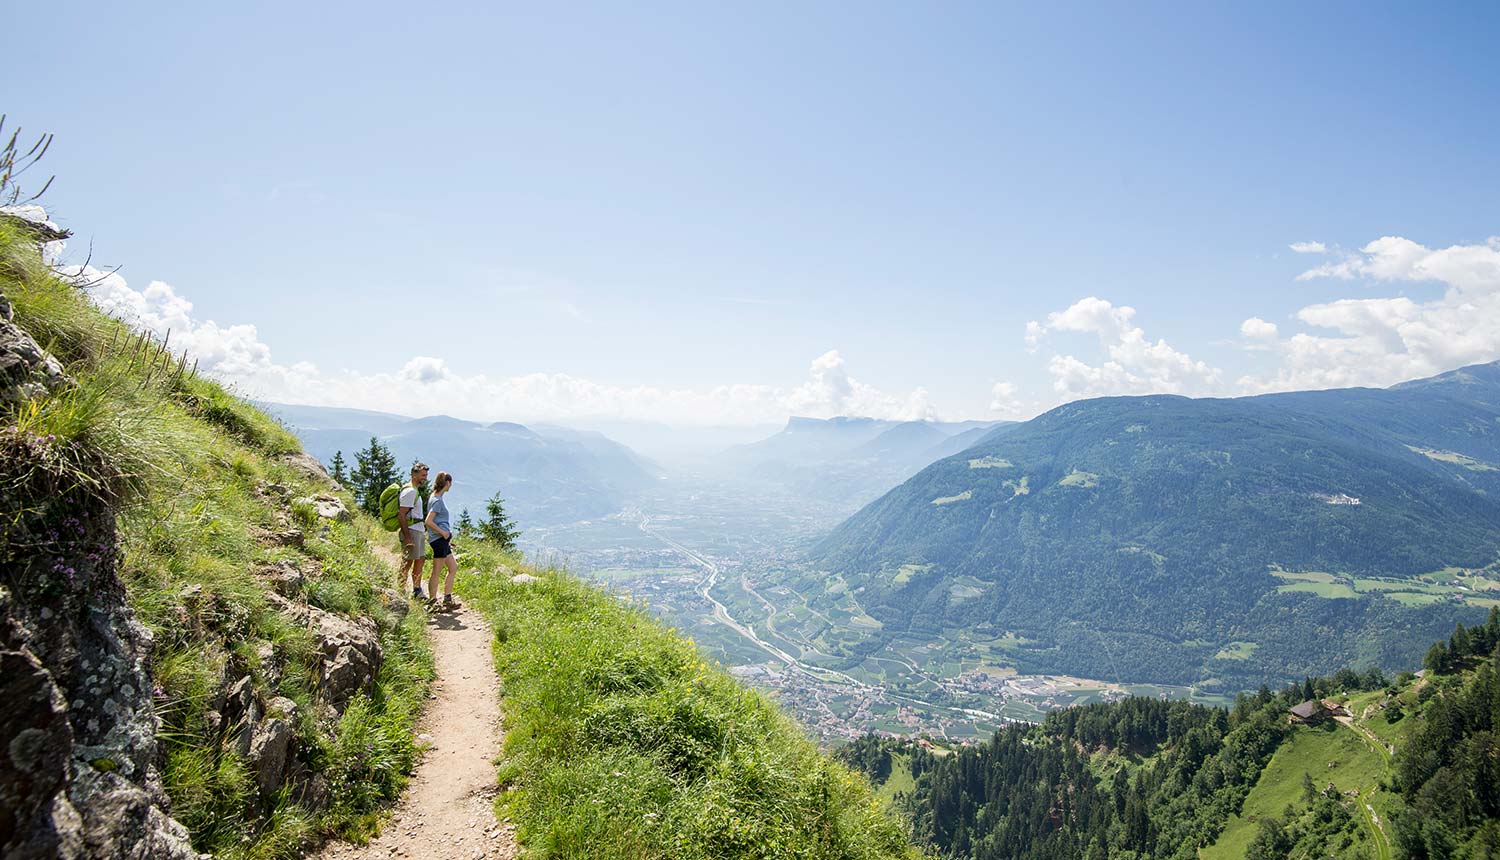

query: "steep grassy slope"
(1, 215), (433, 858)
(455, 539), (918, 860)
(814, 379), (1500, 686)
(2, 203), (919, 857)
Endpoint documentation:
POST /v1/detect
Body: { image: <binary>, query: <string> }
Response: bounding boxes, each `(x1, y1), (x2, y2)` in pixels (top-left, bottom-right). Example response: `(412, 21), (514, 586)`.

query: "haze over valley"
(275, 360), (1500, 740)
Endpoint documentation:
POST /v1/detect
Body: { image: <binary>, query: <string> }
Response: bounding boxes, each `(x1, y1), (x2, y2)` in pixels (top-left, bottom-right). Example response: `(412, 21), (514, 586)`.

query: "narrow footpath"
(316, 561), (516, 860)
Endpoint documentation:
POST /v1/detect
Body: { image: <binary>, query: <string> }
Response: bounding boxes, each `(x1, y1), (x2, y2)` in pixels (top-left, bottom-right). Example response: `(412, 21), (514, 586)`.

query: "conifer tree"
(349, 436), (398, 515)
(456, 508), (474, 538)
(480, 491), (521, 550)
(1424, 640), (1450, 675)
(329, 450), (348, 485)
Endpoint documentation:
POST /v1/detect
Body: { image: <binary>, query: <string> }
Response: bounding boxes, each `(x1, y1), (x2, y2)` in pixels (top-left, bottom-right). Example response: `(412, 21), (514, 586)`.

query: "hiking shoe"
(442, 595), (461, 611)
(412, 587), (426, 600)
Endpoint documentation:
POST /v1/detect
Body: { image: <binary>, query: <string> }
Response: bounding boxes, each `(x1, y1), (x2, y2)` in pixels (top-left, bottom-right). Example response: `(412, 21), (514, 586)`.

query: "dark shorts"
(430, 536), (452, 559)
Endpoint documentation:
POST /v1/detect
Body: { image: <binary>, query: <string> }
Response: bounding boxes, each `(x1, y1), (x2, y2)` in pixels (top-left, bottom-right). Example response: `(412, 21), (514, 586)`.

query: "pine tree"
(456, 508), (474, 538)
(1425, 640), (1450, 675)
(1451, 622), (1474, 660)
(329, 450), (348, 485)
(480, 491), (521, 550)
(349, 436), (398, 515)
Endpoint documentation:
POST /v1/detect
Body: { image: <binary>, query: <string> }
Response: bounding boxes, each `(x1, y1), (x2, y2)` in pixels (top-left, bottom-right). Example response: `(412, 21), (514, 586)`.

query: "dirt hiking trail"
(316, 548), (517, 860)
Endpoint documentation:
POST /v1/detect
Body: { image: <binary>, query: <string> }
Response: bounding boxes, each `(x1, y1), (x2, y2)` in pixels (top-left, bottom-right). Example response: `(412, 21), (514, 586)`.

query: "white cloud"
(1289, 241), (1327, 254)
(1240, 317), (1279, 341)
(1023, 320), (1045, 352)
(1241, 235), (1500, 392)
(64, 268), (936, 426)
(988, 381), (1032, 419)
(400, 356), (452, 383)
(1025, 297), (1222, 398)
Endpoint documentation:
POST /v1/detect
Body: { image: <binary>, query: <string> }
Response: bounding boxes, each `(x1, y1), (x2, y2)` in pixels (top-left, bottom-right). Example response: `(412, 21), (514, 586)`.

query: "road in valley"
(633, 513), (1004, 723)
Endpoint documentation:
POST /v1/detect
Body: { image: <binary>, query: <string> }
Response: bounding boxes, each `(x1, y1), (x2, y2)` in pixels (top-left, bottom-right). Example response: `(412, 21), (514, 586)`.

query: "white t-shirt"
(398, 485), (426, 539)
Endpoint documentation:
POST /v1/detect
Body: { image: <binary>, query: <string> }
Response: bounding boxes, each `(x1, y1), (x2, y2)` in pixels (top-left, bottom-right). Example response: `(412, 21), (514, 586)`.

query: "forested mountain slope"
(814, 366), (1500, 687)
(844, 615), (1500, 859)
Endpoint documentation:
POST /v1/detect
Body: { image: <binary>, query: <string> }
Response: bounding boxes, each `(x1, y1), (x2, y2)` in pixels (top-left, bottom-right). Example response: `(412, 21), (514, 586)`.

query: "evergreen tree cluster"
(1423, 608), (1500, 676)
(845, 668), (1406, 860)
(864, 696), (1290, 860)
(344, 436), (398, 515)
(328, 441), (521, 550)
(1394, 609), (1500, 858)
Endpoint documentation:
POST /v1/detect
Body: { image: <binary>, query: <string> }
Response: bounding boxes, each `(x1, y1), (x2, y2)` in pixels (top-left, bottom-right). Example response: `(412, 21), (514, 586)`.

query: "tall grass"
(0, 217), (434, 858)
(455, 540), (919, 859)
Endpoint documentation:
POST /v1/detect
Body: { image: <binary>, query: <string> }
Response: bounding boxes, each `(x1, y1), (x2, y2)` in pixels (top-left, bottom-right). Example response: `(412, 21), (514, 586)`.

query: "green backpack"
(378, 482), (406, 531)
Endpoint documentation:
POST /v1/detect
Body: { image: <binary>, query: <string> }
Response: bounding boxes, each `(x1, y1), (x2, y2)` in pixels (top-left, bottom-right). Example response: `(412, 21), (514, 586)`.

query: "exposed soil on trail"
(314, 551), (516, 860)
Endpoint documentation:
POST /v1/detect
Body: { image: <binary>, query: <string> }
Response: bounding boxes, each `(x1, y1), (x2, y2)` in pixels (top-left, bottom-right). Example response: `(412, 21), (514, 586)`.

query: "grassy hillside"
(454, 538), (919, 859)
(2, 205), (921, 857)
(1203, 721), (1393, 860)
(2, 215), (432, 857)
(814, 386), (1500, 687)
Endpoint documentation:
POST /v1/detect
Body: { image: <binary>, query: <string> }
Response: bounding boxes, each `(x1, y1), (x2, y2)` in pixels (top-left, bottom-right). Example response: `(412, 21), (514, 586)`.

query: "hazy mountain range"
(712, 416), (1009, 513)
(264, 403), (661, 526)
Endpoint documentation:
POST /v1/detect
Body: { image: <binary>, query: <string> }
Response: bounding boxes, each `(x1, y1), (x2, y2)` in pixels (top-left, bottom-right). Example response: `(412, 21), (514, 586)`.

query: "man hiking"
(398, 462), (429, 598)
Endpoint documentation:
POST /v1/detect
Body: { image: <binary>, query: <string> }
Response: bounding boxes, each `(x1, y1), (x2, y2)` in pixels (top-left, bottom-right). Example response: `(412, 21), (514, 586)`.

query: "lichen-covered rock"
(295, 493), (352, 523)
(0, 640), (84, 859)
(261, 560), (305, 597)
(0, 434), (197, 860)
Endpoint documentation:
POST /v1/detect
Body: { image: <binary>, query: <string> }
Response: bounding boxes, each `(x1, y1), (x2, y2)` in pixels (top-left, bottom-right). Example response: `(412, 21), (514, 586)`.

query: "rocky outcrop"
(295, 493), (353, 523)
(0, 281), (197, 859)
(280, 452), (332, 484)
(265, 592), (383, 712)
(0, 434), (197, 860)
(0, 292), (66, 406)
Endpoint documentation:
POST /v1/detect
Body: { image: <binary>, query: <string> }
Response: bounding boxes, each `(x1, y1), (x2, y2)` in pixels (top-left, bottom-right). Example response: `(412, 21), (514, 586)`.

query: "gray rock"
(0, 415), (197, 859)
(0, 647), (84, 859)
(294, 493), (352, 523)
(247, 717), (294, 800)
(263, 560), (305, 597)
(0, 298), (67, 406)
(376, 587), (410, 623)
(315, 610), (382, 708)
(510, 572), (539, 584)
(297, 773), (329, 813)
(280, 453), (332, 485)
(264, 593), (382, 712)
(264, 528), (305, 549)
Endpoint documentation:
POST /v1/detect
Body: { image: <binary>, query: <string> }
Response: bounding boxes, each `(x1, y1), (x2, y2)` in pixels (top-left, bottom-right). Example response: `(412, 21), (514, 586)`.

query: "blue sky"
(8, 2), (1500, 425)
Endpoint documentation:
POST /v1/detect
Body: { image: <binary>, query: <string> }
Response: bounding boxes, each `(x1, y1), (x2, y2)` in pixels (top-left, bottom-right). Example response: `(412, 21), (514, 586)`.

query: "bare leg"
(443, 556), (458, 597)
(427, 557), (440, 599)
(412, 557), (426, 593)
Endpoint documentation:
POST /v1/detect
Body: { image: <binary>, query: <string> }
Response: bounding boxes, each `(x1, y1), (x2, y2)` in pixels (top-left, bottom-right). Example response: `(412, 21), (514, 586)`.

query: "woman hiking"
(424, 471), (461, 611)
